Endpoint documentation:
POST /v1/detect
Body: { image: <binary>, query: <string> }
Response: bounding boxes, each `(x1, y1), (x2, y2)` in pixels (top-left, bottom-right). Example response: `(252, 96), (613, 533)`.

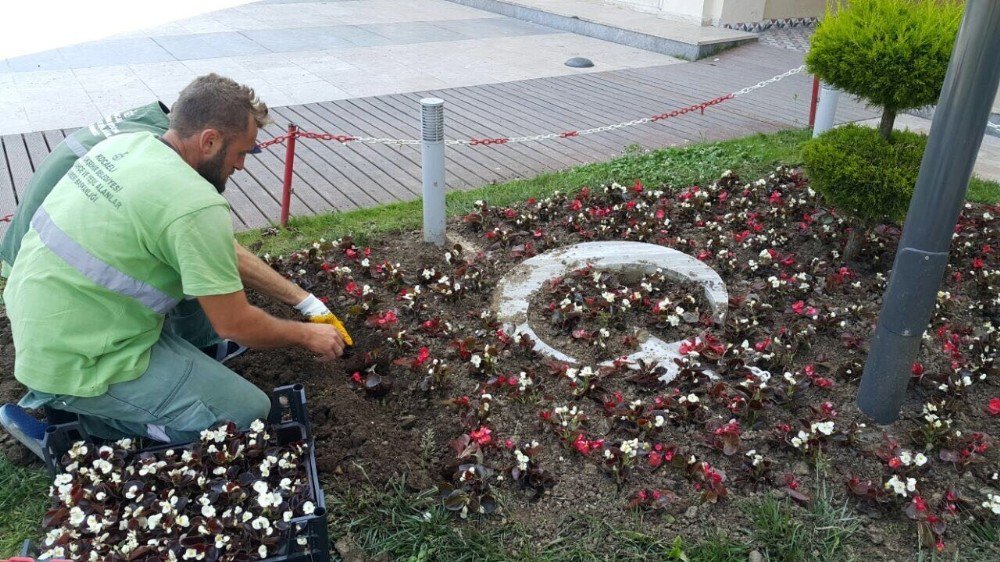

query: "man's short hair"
(169, 74), (271, 138)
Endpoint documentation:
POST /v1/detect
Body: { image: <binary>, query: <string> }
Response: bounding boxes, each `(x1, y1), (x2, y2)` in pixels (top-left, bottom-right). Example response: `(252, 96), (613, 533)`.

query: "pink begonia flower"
(469, 427), (492, 446)
(988, 397), (1000, 417)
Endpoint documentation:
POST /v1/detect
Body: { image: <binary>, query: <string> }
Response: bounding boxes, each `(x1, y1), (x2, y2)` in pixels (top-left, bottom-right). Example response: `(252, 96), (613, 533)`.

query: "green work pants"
(19, 299), (271, 443)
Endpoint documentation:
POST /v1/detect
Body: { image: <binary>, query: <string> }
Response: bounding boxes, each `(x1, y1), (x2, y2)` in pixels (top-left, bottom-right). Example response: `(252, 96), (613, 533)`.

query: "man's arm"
(235, 242), (308, 306)
(198, 290), (345, 359)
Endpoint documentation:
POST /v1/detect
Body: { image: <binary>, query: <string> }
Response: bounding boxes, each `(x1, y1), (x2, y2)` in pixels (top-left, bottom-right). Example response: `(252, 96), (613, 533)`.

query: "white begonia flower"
(146, 513), (163, 530)
(811, 421), (835, 436)
(982, 493), (1000, 515)
(201, 505), (216, 518)
(470, 355), (482, 368)
(906, 478), (917, 493)
(885, 475), (908, 496)
(791, 431), (808, 449)
(69, 506), (86, 526)
(250, 419), (265, 433)
(899, 451), (912, 465)
(515, 450), (530, 472)
(259, 546), (268, 558)
(686, 394), (699, 403)
(914, 453), (928, 466)
(253, 481), (269, 494)
(302, 500), (317, 515)
(602, 291), (616, 303)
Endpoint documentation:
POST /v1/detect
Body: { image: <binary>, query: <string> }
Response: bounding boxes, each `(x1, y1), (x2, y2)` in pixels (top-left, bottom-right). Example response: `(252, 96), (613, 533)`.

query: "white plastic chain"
(730, 65), (806, 97)
(987, 121), (1000, 133)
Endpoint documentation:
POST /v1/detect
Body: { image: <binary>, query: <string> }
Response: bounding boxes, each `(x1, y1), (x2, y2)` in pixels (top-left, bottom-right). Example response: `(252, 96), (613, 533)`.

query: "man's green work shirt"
(4, 132), (243, 397)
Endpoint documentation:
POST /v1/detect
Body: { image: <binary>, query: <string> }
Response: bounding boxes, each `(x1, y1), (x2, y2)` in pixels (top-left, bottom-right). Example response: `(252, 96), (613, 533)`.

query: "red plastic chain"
(650, 94), (734, 122)
(560, 131), (580, 138)
(298, 131), (357, 143)
(0, 214), (12, 222)
(469, 138), (510, 146)
(256, 130), (357, 150)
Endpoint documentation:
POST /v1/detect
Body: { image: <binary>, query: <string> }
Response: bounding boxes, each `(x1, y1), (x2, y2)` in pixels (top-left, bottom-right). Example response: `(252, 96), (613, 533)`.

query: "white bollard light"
(813, 83), (842, 137)
(421, 98), (446, 247)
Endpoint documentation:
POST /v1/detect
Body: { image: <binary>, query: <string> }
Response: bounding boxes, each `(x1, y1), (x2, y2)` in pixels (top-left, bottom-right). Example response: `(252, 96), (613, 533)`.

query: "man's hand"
(198, 291), (346, 360)
(296, 294), (354, 346)
(300, 322), (346, 360)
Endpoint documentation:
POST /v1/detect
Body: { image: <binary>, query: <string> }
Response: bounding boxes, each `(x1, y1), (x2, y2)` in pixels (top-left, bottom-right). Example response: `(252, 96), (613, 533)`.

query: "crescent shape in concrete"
(492, 241), (728, 384)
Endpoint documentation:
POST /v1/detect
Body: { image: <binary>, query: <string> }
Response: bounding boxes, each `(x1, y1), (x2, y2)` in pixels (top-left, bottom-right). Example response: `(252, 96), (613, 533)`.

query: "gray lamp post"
(858, 0), (1000, 424)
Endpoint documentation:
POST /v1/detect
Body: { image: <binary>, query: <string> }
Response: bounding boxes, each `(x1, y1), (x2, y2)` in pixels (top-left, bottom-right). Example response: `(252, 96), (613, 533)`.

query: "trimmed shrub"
(806, 0), (962, 139)
(802, 124), (927, 226)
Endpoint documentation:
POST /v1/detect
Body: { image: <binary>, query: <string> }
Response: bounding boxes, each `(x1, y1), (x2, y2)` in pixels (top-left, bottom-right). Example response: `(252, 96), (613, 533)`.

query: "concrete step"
(445, 0), (757, 60)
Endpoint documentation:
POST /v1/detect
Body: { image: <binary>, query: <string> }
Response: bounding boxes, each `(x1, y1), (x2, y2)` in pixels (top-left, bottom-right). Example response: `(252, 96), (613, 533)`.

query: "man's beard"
(196, 145), (230, 193)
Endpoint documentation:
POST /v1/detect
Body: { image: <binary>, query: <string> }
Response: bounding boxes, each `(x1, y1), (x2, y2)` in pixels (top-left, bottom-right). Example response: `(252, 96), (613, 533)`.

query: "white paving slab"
(0, 0), (686, 135)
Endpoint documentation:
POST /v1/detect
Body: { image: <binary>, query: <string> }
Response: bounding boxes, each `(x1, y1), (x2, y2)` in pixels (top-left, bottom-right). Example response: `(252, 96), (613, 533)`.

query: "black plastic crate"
(29, 384), (330, 562)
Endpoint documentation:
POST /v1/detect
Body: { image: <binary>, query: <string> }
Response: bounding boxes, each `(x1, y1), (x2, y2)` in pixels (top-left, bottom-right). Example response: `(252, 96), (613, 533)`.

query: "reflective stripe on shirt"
(30, 206), (179, 315)
(64, 135), (89, 158)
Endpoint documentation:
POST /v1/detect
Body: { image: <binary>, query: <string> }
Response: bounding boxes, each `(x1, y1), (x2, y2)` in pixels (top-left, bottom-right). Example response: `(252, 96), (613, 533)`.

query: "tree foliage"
(806, 0), (962, 139)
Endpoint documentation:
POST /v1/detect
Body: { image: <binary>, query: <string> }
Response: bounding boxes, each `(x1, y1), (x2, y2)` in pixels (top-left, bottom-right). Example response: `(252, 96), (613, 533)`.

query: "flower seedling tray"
(27, 385), (330, 562)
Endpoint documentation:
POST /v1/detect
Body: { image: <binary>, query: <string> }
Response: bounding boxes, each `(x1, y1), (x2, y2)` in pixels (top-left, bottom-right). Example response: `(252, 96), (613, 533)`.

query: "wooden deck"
(0, 43), (877, 233)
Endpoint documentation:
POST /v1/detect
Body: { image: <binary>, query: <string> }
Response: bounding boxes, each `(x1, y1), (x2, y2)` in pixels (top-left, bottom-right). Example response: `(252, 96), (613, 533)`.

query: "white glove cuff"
(294, 293), (331, 317)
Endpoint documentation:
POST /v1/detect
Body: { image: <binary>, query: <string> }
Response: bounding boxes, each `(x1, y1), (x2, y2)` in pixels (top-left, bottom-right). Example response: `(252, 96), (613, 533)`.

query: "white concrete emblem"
(493, 241), (728, 384)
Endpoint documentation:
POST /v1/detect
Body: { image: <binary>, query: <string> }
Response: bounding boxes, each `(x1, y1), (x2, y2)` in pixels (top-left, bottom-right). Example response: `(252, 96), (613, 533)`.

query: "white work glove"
(294, 293), (332, 317)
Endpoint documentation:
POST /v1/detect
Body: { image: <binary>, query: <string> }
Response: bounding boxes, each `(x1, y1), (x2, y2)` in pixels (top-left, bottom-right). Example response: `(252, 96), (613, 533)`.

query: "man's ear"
(197, 128), (225, 158)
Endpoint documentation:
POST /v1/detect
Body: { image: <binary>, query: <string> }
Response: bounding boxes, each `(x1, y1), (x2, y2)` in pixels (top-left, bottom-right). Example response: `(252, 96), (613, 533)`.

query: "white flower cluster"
(982, 493), (1000, 515)
(790, 421), (835, 450)
(564, 366), (595, 385)
(514, 449), (530, 472)
(884, 475), (918, 497)
(895, 450), (929, 467)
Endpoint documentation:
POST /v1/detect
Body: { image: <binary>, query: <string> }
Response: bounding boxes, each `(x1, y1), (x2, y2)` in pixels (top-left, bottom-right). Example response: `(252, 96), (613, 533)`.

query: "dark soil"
(3, 169), (998, 561)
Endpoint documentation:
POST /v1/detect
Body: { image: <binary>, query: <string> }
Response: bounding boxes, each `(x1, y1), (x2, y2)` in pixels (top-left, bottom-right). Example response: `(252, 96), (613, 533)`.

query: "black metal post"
(858, 0), (1000, 424)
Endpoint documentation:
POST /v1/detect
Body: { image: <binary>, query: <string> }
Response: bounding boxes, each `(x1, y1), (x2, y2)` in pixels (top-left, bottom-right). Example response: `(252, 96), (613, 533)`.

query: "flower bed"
(252, 167), (998, 557)
(30, 387), (329, 562)
(5, 167), (995, 558)
(248, 167), (999, 557)
(526, 264), (712, 363)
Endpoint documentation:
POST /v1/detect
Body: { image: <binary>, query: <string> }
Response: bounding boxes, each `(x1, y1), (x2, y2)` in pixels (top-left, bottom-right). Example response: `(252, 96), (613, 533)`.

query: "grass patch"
(237, 128), (1000, 257)
(0, 455), (48, 556)
(740, 484), (861, 562)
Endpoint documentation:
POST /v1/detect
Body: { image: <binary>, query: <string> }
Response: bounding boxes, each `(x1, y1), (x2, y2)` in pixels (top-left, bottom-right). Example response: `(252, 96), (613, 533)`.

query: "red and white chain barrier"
(266, 65), (811, 228)
(259, 65), (807, 151)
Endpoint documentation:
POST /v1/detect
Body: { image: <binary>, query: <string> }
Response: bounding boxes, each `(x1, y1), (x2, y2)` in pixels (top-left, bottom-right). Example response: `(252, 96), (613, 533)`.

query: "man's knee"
(230, 386), (271, 429)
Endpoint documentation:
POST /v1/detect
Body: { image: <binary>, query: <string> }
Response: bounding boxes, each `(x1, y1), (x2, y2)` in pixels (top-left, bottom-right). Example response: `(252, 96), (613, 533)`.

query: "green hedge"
(802, 124), (927, 225)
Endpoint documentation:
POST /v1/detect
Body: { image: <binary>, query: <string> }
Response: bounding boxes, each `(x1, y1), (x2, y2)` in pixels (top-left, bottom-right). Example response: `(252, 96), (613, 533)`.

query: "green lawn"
(3, 126), (998, 558)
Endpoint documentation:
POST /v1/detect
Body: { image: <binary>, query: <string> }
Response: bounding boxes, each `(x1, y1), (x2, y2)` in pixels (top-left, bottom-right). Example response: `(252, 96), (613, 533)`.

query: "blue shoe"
(201, 340), (248, 364)
(0, 404), (49, 461)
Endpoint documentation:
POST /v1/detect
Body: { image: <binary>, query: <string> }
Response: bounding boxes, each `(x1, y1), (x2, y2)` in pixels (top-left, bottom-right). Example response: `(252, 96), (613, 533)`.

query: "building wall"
(601, 0), (827, 26)
(762, 0), (827, 20)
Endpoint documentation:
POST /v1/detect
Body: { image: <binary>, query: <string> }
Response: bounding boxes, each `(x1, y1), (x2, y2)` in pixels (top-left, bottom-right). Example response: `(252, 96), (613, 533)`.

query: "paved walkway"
(0, 0), (681, 134)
